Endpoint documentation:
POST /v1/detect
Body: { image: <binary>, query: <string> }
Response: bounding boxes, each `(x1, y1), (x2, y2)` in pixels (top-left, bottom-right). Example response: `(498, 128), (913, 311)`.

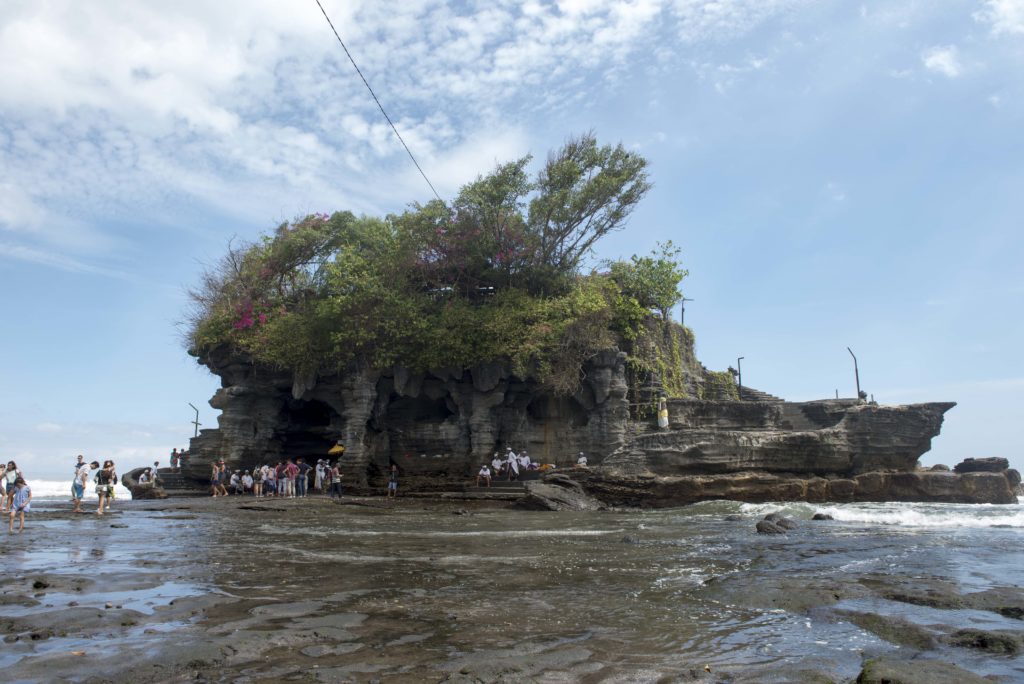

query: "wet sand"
(3, 496), (1023, 683)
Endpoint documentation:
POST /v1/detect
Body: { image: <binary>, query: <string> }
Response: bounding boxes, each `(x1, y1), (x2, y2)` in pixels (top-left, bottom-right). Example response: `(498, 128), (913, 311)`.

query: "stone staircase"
(152, 469), (209, 497)
(738, 386), (784, 402)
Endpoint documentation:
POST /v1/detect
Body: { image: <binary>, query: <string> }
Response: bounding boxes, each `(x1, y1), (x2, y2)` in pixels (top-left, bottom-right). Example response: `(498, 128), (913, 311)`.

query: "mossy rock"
(856, 657), (989, 684)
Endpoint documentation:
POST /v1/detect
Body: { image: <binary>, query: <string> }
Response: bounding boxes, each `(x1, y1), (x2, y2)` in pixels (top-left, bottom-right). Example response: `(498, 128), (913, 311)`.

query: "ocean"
(3, 496), (1022, 681)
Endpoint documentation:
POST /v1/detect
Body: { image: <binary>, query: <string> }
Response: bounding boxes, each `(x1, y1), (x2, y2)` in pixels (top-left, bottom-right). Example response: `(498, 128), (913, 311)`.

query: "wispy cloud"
(0, 0), (816, 276)
(921, 45), (963, 78)
(974, 0), (1024, 35)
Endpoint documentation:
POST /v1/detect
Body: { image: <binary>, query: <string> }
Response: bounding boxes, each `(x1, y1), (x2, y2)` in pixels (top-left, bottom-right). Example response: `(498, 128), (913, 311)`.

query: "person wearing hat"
(490, 452), (504, 478)
(476, 464), (492, 487)
(576, 452), (588, 467)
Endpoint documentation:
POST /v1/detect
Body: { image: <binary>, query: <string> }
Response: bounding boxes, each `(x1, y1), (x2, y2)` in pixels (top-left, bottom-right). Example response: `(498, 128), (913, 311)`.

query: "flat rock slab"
(857, 657), (990, 684)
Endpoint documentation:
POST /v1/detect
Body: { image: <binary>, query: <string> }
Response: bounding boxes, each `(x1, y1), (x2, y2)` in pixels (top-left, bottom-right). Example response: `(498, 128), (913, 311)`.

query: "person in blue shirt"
(8, 478), (31, 533)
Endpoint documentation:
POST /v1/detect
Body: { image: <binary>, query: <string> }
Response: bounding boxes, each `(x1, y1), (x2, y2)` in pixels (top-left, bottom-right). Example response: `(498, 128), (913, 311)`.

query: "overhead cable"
(313, 0), (443, 202)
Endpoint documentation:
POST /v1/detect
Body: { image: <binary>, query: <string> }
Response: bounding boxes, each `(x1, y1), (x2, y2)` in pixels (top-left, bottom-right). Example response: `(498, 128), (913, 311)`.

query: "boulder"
(517, 475), (604, 512)
(811, 513), (834, 521)
(953, 457), (1009, 473)
(756, 520), (786, 535)
(929, 464), (950, 471)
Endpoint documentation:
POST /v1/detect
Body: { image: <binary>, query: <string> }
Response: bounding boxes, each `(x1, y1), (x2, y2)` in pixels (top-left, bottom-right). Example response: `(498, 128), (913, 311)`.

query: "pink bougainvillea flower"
(258, 313), (268, 324)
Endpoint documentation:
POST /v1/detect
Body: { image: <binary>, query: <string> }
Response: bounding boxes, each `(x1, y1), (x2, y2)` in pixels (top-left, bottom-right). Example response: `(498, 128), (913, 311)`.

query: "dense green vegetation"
(187, 134), (692, 395)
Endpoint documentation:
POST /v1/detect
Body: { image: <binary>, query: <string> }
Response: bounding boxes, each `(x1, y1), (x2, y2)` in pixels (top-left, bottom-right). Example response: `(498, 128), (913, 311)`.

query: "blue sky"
(2, 0), (1022, 480)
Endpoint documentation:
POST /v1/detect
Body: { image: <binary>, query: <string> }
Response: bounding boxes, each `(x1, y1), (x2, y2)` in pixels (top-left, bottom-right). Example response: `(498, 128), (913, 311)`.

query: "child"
(8, 477), (31, 533)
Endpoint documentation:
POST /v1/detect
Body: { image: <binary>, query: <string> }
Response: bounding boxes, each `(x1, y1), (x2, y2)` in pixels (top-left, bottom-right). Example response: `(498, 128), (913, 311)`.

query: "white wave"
(815, 503), (1024, 528)
(18, 479), (132, 501)
(735, 500), (1024, 528)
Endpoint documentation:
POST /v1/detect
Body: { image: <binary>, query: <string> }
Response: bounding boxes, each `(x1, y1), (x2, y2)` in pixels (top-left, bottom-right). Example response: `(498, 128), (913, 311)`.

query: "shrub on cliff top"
(187, 134), (688, 394)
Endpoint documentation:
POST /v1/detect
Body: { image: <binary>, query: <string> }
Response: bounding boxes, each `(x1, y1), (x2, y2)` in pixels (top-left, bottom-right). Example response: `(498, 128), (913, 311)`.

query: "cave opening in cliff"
(278, 399), (338, 463)
(527, 396), (590, 427)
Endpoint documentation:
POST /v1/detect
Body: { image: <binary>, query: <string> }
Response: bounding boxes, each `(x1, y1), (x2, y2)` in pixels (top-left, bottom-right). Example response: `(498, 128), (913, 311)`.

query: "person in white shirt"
(505, 448), (520, 481)
(241, 471), (254, 494)
(490, 453), (504, 477)
(476, 465), (492, 487)
(518, 451), (531, 471)
(576, 452), (588, 467)
(230, 471), (242, 494)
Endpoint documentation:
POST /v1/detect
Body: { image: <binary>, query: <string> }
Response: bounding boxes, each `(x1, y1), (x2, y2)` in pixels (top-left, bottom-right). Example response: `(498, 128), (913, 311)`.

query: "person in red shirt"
(284, 458), (299, 498)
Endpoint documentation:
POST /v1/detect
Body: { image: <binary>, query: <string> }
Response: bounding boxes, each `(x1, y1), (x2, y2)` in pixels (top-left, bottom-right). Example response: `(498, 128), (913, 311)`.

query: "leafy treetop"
(187, 134), (686, 395)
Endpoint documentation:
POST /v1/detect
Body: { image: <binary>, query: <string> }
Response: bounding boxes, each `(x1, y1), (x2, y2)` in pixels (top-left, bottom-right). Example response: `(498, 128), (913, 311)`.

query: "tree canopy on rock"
(187, 133), (688, 395)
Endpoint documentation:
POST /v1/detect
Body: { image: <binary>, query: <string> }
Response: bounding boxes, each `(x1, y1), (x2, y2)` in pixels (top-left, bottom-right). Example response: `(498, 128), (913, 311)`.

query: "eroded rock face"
(187, 346), (628, 488)
(186, 346), (1008, 504)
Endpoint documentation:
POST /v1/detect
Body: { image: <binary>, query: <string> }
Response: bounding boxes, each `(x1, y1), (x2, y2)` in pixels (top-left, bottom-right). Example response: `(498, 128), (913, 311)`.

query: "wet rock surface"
(5, 496), (1022, 683)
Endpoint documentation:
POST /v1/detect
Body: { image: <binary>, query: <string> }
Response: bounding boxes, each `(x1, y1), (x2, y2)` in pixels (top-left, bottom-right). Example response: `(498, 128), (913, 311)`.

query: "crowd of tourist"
(208, 458), (347, 499)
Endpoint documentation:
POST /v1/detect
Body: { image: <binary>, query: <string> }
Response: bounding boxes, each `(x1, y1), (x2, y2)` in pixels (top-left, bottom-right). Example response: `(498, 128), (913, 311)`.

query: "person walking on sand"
(4, 461), (22, 512)
(8, 477), (31, 533)
(95, 460), (115, 515)
(71, 454), (85, 501)
(386, 464), (399, 499)
(217, 461), (229, 497)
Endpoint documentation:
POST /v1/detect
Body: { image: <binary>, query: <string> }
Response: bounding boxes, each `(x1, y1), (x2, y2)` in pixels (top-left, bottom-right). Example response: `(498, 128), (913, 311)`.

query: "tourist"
(210, 461), (221, 497)
(490, 452), (504, 478)
(4, 461), (22, 512)
(139, 470), (150, 484)
(95, 460), (115, 515)
(217, 461), (229, 497)
(170, 448), (179, 471)
(386, 463), (399, 498)
(284, 458), (299, 498)
(7, 478), (31, 533)
(72, 461), (95, 513)
(230, 470), (242, 494)
(151, 461), (161, 485)
(105, 461), (118, 512)
(274, 461), (287, 497)
(0, 463), (5, 512)
(576, 452), (588, 467)
(476, 464), (492, 487)
(296, 458), (311, 498)
(252, 467), (263, 498)
(70, 454), (86, 502)
(314, 460), (325, 493)
(178, 449), (188, 470)
(242, 470), (254, 494)
(330, 461), (343, 498)
(264, 464), (277, 497)
(505, 448), (520, 481)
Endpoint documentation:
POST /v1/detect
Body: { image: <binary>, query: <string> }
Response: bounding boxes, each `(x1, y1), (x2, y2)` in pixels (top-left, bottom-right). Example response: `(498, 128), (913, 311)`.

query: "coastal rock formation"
(186, 345), (1014, 505)
(122, 468), (168, 500)
(187, 345), (628, 489)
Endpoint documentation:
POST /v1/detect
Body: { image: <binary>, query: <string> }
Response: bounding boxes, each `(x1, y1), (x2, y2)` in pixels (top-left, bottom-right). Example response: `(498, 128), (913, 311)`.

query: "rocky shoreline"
(4, 496), (1023, 683)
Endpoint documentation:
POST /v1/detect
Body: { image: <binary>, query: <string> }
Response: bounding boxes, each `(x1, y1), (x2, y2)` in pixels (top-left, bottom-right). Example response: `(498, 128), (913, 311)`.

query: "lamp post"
(680, 297), (694, 327)
(846, 347), (861, 401)
(188, 402), (202, 438)
(737, 356), (744, 399)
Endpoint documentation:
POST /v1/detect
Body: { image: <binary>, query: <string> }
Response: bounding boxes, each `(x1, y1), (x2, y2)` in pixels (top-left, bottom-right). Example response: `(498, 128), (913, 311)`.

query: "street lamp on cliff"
(680, 297), (694, 327)
(846, 347), (861, 401)
(737, 357), (744, 399)
(188, 402), (202, 438)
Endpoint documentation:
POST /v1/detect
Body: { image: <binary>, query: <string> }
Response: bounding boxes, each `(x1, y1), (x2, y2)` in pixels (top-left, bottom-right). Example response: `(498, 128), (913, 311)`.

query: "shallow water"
(3, 497), (1024, 682)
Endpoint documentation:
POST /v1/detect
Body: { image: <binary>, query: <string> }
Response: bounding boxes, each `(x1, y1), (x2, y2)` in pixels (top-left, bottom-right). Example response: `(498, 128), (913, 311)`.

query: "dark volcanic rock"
(954, 457), (1009, 473)
(945, 628), (1024, 655)
(837, 611), (937, 651)
(122, 467), (168, 500)
(811, 513), (834, 521)
(929, 463), (950, 471)
(756, 520), (786, 535)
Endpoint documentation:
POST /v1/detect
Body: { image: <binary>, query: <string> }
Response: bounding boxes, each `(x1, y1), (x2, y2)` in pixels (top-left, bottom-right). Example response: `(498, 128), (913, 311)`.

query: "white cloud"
(921, 45), (962, 78)
(35, 422), (63, 433)
(974, 0), (1024, 35)
(0, 0), (828, 274)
